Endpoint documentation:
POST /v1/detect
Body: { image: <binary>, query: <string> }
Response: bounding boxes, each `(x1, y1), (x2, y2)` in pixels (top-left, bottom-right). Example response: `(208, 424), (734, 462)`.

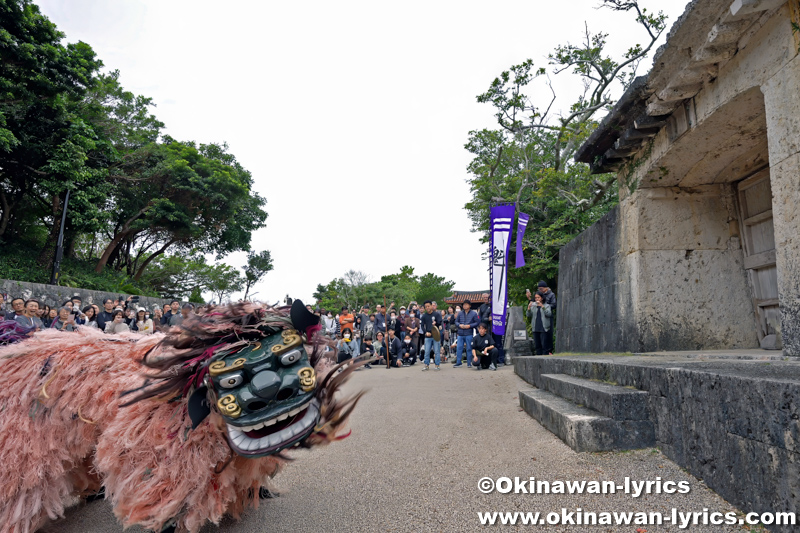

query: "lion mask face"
(207, 329), (319, 457)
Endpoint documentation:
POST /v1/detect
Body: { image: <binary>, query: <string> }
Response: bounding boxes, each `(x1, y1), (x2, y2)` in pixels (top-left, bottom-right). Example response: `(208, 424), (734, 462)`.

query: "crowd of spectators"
(1, 281), (557, 358)
(0, 293), (199, 336)
(314, 281), (556, 371)
(314, 294), (507, 372)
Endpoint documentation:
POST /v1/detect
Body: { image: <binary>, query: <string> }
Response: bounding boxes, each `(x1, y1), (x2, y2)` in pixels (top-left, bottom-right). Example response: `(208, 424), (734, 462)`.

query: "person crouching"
(382, 329), (404, 368)
(471, 322), (499, 370)
(400, 333), (417, 366)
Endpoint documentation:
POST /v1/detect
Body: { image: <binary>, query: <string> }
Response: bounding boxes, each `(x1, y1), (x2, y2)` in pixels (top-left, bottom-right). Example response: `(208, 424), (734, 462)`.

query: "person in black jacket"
(400, 333), (417, 365)
(161, 300), (180, 326)
(387, 309), (403, 339)
(359, 336), (375, 368)
(420, 301), (442, 370)
(478, 301), (491, 324)
(382, 329), (404, 368)
(472, 322), (499, 370)
(96, 298), (115, 332)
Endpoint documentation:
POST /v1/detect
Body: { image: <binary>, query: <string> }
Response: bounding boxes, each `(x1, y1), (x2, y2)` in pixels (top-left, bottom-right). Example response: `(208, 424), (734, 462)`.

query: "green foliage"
(188, 287), (204, 304)
(0, 242), (159, 296)
(311, 266), (455, 312)
(415, 273), (455, 304)
(464, 1), (666, 303)
(0, 1), (269, 298)
(242, 250), (274, 300)
(205, 264), (244, 305)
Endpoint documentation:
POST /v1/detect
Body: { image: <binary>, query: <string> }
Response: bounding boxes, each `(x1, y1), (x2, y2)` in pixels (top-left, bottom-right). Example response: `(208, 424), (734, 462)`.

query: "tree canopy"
(0, 0), (269, 300)
(312, 266), (455, 312)
(464, 0), (666, 303)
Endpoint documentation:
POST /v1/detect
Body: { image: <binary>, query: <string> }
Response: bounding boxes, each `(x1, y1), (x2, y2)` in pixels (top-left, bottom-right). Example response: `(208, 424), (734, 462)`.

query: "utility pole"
(49, 188), (70, 285)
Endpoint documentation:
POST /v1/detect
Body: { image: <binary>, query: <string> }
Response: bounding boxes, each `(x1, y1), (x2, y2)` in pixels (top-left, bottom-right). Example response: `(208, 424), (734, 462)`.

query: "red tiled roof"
(444, 290), (490, 305)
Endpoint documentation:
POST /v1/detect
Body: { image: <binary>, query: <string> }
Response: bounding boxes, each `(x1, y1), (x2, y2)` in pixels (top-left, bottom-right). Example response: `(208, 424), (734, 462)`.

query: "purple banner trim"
(515, 212), (530, 268)
(490, 205), (515, 336)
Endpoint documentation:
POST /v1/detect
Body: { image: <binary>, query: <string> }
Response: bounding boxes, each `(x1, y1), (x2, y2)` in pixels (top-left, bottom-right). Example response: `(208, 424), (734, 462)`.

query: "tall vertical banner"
(490, 205), (515, 335)
(515, 212), (530, 268)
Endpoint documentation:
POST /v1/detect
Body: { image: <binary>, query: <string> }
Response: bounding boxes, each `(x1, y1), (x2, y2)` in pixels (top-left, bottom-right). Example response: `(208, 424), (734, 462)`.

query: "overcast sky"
(36, 0), (686, 305)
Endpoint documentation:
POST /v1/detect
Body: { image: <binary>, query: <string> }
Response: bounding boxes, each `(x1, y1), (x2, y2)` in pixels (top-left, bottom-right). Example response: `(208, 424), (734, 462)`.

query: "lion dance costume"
(0, 300), (362, 533)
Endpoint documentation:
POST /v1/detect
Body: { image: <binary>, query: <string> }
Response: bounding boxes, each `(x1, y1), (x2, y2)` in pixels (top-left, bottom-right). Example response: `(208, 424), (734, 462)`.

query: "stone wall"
(622, 186), (758, 351)
(516, 354), (800, 533)
(556, 206), (636, 353)
(762, 51), (800, 356)
(557, 185), (760, 353)
(0, 279), (173, 314)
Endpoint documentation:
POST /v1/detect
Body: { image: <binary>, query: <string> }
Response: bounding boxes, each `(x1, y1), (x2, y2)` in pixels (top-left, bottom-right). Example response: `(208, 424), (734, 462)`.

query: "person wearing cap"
(387, 308), (402, 340)
(453, 299), (480, 368)
(533, 281), (556, 307)
(398, 306), (407, 338)
(134, 307), (154, 334)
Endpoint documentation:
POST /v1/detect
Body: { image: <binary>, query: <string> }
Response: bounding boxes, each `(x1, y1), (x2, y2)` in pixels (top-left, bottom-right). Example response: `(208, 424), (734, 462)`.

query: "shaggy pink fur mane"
(0, 303), (360, 533)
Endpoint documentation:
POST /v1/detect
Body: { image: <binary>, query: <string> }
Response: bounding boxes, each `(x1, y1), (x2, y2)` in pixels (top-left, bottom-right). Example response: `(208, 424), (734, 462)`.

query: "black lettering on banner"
(493, 246), (505, 267)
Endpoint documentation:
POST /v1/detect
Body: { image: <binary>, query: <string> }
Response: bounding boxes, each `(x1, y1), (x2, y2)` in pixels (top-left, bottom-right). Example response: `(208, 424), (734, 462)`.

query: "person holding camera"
(105, 310), (130, 334)
(527, 292), (553, 355)
(52, 307), (77, 332)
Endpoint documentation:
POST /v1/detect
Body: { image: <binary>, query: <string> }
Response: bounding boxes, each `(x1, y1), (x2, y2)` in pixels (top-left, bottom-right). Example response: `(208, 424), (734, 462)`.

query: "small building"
(443, 290), (489, 307)
(560, 0), (800, 356)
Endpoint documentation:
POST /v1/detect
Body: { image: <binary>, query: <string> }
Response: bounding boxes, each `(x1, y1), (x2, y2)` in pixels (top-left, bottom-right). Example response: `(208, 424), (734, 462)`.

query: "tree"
(312, 280), (343, 313)
(415, 273), (455, 304)
(205, 264), (244, 305)
(312, 266), (455, 314)
(339, 269), (371, 310)
(0, 0), (104, 244)
(0, 2), (269, 299)
(242, 250), (273, 300)
(464, 0), (667, 301)
(93, 139), (268, 277)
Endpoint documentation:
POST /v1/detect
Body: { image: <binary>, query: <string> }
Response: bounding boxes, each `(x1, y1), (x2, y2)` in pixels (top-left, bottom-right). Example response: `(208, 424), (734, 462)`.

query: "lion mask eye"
(280, 349), (302, 366)
(219, 372), (244, 389)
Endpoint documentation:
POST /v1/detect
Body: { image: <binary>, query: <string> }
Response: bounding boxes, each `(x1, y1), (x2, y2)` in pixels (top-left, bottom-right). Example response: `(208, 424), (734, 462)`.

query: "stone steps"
(519, 375), (655, 453)
(540, 373), (649, 420)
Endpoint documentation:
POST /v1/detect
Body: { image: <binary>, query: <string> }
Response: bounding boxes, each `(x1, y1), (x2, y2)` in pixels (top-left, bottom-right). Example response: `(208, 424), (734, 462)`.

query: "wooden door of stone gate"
(736, 169), (780, 346)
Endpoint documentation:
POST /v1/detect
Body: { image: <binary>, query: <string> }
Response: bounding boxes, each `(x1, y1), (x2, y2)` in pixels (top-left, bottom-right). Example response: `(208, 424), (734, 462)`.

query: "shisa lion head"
(126, 299), (358, 458)
(208, 326), (318, 457)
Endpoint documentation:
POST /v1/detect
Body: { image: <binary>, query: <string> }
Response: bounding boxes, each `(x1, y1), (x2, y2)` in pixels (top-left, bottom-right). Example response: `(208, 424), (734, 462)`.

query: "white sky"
(37, 0), (687, 305)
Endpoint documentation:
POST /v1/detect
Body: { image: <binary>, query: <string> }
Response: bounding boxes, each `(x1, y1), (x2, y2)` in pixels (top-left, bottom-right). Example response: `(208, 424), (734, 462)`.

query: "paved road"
(52, 363), (742, 532)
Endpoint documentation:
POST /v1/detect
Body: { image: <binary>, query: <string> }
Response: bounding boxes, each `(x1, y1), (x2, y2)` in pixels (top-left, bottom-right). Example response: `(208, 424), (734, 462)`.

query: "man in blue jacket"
(453, 300), (480, 368)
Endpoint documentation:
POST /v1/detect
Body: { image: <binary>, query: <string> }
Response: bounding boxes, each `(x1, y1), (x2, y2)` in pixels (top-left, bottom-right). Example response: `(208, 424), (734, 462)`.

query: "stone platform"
(515, 351), (800, 533)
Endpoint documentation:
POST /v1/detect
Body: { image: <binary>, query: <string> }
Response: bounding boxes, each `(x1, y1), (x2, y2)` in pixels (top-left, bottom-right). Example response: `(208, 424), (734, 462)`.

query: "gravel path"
(51, 363), (743, 532)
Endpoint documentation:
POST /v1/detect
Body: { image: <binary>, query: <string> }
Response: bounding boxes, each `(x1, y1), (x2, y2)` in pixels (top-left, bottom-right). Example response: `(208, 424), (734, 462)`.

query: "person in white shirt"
(135, 308), (154, 334)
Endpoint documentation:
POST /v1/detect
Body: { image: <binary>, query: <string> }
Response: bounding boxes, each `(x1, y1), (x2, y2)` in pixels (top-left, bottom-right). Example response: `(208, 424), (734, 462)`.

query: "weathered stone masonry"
(563, 0), (800, 356)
